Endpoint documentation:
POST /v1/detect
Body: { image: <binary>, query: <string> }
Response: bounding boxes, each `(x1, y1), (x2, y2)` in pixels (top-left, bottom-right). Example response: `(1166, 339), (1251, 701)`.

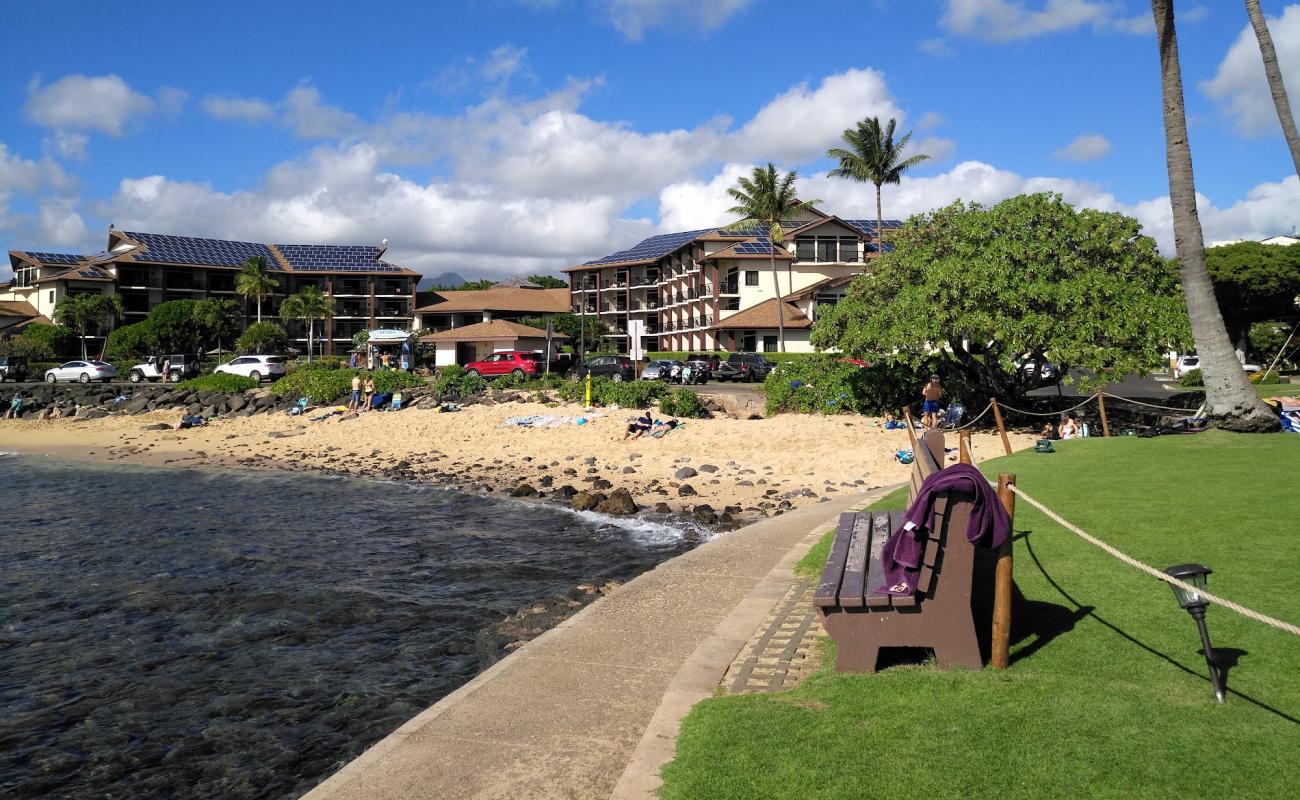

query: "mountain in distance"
(417, 271), (468, 290)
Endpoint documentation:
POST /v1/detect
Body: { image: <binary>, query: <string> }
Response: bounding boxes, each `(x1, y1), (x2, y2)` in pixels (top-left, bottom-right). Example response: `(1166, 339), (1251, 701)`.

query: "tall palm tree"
(724, 163), (821, 353)
(236, 256), (279, 324)
(1244, 0), (1300, 178)
(1151, 0), (1276, 431)
(279, 286), (335, 363)
(827, 117), (930, 258)
(54, 293), (123, 360)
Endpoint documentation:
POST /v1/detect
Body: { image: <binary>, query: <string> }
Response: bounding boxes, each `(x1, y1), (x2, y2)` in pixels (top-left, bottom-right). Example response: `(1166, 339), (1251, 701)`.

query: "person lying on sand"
(624, 411), (653, 440)
(650, 419), (681, 439)
(174, 414), (206, 431)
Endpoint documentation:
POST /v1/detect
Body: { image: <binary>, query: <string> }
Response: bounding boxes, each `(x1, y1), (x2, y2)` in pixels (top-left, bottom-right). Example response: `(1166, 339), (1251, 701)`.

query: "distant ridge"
(418, 271), (468, 290)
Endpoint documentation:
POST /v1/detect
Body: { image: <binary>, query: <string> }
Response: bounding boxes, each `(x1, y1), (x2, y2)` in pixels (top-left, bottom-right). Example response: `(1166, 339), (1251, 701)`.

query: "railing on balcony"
(720, 282), (739, 294)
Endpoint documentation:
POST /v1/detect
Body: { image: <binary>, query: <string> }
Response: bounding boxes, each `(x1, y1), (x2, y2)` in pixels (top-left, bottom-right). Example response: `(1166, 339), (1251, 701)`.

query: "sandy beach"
(2, 399), (1036, 526)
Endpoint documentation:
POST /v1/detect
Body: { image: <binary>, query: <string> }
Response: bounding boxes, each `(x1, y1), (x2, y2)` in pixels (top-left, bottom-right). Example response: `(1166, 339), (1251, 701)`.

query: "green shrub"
(104, 321), (153, 361)
(374, 370), (422, 394)
(1177, 368), (1204, 387)
(177, 373), (259, 393)
(659, 388), (706, 418)
(235, 321), (288, 355)
(110, 360), (136, 378)
(270, 368), (355, 403)
(1250, 369), (1282, 385)
(556, 379), (586, 403)
(763, 356), (868, 415)
(432, 365), (487, 398)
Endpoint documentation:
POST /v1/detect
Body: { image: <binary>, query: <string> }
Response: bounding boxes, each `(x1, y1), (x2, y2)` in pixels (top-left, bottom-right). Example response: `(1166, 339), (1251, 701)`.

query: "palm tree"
(279, 285), (335, 363)
(236, 256), (279, 324)
(54, 293), (123, 360)
(724, 163), (821, 353)
(827, 117), (930, 258)
(1151, 0), (1277, 431)
(1244, 0), (1300, 178)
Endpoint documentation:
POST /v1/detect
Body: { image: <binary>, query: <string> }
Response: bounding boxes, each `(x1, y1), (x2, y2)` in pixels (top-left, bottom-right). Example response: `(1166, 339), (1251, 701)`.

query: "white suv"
(1173, 355), (1200, 380)
(214, 355), (287, 382)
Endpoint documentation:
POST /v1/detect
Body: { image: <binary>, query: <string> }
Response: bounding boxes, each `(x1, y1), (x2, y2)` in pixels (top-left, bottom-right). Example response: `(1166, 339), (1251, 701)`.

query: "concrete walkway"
(304, 490), (882, 800)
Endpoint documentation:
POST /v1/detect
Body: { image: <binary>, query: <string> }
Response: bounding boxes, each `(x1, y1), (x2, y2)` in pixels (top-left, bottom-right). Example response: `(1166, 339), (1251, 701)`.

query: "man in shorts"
(348, 372), (362, 413)
(921, 374), (943, 428)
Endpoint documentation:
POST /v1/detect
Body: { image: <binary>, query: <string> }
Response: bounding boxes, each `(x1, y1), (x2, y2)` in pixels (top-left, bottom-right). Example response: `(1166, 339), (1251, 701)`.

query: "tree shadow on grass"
(1017, 531), (1298, 725)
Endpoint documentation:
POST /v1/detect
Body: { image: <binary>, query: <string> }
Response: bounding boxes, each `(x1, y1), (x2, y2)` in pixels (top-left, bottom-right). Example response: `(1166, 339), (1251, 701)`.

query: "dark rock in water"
(448, 641), (476, 655)
(511, 483), (538, 498)
(570, 491), (605, 512)
(674, 466), (697, 480)
(553, 484), (577, 499)
(538, 475), (554, 487)
(594, 488), (637, 515)
(693, 507), (719, 525)
(653, 502), (672, 514)
(476, 580), (621, 670)
(677, 484), (697, 497)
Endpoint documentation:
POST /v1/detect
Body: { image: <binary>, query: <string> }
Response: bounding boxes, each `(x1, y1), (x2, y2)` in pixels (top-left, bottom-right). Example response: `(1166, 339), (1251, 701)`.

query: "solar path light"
(1163, 563), (1225, 703)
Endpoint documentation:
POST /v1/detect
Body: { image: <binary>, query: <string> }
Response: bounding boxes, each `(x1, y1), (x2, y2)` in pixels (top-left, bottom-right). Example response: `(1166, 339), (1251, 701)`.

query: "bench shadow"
(1017, 531), (1296, 725)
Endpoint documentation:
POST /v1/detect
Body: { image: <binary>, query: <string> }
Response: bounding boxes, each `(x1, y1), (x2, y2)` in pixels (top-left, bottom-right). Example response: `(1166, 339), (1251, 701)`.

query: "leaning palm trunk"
(1245, 0), (1300, 178)
(771, 249), (785, 353)
(1153, 0), (1277, 431)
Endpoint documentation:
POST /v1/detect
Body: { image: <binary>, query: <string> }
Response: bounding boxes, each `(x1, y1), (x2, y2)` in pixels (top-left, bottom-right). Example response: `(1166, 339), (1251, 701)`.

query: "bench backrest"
(905, 427), (946, 506)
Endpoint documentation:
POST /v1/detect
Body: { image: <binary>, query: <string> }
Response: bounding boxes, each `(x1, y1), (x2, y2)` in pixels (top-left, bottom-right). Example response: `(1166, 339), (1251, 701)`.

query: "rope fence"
(1007, 482), (1300, 638)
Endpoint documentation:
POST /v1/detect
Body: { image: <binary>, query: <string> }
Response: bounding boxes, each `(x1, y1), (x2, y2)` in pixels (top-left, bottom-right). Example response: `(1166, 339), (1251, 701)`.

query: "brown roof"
(416, 287), (570, 314)
(712, 299), (812, 330)
(783, 274), (857, 300)
(418, 319), (569, 343)
(0, 300), (48, 332)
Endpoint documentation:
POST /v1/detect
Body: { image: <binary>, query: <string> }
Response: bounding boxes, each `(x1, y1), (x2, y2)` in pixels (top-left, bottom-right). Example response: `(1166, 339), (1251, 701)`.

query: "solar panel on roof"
(26, 252), (86, 264)
(733, 239), (775, 255)
(583, 228), (714, 266)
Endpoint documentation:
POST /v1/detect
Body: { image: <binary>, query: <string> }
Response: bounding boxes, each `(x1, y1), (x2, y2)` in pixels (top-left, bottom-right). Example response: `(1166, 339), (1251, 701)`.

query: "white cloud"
(482, 44), (529, 82)
(603, 0), (754, 40)
(24, 74), (157, 136)
(917, 111), (947, 130)
(1054, 133), (1111, 161)
(918, 37), (955, 56)
(44, 131), (90, 161)
(657, 163), (753, 232)
(941, 0), (1108, 41)
(157, 86), (188, 118)
(37, 197), (89, 246)
(203, 95), (277, 123)
(731, 68), (903, 165)
(1202, 4), (1300, 137)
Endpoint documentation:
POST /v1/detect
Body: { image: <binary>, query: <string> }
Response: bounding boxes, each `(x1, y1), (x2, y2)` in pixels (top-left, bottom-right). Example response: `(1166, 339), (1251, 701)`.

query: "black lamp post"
(1163, 563), (1225, 703)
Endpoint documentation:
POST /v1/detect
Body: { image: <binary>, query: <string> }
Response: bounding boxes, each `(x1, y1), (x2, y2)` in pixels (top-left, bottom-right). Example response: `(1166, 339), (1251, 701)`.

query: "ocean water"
(0, 454), (697, 799)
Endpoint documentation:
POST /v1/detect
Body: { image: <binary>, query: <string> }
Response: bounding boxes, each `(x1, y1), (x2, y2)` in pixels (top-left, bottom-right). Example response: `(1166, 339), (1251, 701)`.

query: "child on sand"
(921, 375), (942, 428)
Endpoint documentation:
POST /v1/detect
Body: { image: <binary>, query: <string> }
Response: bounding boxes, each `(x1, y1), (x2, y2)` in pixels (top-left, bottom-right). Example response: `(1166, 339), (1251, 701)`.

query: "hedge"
(177, 373), (259, 393)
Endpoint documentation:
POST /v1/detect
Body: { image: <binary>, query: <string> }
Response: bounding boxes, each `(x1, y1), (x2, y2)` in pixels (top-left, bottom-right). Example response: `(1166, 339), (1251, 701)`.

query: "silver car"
(640, 359), (681, 380)
(46, 360), (119, 384)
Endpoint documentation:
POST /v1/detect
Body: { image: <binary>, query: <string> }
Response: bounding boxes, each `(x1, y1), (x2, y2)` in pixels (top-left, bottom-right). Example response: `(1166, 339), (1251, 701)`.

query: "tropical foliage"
(526, 275), (567, 288)
(724, 163), (820, 352)
(53, 293), (123, 359)
(235, 321), (289, 355)
(177, 373), (259, 393)
(279, 286), (335, 362)
(1204, 242), (1300, 354)
(812, 193), (1190, 403)
(235, 256), (279, 323)
(827, 116), (930, 254)
(658, 388), (707, 418)
(0, 323), (75, 360)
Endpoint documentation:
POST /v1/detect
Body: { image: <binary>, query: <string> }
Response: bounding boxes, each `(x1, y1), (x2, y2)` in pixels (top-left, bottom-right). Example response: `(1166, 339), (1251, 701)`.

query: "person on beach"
(381, 352), (391, 371)
(348, 372), (362, 413)
(50, 404), (63, 420)
(921, 375), (943, 428)
(1040, 421), (1058, 440)
(161, 357), (171, 380)
(624, 411), (653, 440)
(1059, 414), (1080, 440)
(5, 393), (22, 419)
(363, 374), (376, 411)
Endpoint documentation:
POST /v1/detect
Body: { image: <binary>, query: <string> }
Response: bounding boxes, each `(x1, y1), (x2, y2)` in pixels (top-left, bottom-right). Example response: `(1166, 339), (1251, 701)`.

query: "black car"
(715, 352), (773, 383)
(0, 355), (29, 382)
(684, 353), (720, 381)
(573, 355), (636, 382)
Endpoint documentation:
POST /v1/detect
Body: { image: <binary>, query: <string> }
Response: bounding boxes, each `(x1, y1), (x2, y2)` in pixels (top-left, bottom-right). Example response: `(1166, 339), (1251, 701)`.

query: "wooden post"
(992, 473), (1016, 669)
(990, 397), (1013, 455)
(1097, 392), (1111, 437)
(959, 429), (972, 464)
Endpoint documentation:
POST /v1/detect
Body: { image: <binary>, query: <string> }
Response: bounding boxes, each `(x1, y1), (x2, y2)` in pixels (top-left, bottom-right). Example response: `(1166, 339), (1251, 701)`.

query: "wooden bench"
(814, 429), (990, 671)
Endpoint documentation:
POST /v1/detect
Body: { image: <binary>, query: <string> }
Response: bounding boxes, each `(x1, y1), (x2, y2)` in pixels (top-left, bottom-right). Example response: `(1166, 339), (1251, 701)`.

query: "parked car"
(1173, 354), (1260, 380)
(464, 351), (544, 378)
(1017, 360), (1057, 380)
(0, 354), (29, 382)
(641, 359), (681, 381)
(214, 355), (287, 382)
(684, 353), (720, 380)
(45, 360), (118, 383)
(129, 354), (202, 383)
(715, 352), (773, 383)
(573, 355), (636, 382)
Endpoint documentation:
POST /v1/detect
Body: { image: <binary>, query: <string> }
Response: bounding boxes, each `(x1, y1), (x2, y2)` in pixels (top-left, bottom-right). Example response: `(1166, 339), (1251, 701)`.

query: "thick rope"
(996, 394), (1096, 417)
(1008, 483), (1300, 638)
(1099, 392), (1203, 415)
(949, 401), (993, 431)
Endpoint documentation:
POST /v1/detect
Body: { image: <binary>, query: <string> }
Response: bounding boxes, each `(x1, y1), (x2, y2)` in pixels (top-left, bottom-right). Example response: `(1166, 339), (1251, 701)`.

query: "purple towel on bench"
(875, 464), (1011, 596)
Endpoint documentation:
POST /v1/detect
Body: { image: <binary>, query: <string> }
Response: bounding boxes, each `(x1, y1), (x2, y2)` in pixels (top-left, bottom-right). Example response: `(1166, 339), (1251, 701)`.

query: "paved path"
(304, 491), (883, 800)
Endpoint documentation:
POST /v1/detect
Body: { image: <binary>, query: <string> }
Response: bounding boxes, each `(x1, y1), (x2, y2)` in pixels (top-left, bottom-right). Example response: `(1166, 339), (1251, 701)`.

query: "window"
(741, 332), (757, 351)
(762, 336), (778, 352)
(840, 237), (859, 262)
(744, 271), (759, 287)
(795, 238), (815, 260)
(724, 297), (740, 311)
(49, 290), (55, 303)
(817, 238), (837, 262)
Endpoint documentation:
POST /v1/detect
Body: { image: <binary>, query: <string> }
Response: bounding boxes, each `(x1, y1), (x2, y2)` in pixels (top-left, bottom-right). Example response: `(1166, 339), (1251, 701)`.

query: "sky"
(3, 0), (1300, 282)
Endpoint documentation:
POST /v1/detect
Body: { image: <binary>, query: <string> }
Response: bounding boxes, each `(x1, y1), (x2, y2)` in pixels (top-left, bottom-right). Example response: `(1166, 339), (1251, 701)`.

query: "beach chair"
(288, 397), (309, 416)
(941, 402), (965, 429)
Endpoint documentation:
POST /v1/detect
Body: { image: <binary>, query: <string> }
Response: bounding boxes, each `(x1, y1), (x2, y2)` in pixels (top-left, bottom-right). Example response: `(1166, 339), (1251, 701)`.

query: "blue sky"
(3, 0), (1300, 281)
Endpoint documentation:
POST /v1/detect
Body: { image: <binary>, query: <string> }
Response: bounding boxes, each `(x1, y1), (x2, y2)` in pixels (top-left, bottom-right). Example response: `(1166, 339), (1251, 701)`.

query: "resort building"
(564, 206), (899, 354)
(414, 278), (569, 331)
(1, 230), (421, 355)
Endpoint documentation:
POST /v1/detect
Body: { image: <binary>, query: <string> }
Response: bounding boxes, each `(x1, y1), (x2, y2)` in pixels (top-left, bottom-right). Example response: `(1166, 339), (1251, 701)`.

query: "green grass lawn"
(661, 431), (1300, 799)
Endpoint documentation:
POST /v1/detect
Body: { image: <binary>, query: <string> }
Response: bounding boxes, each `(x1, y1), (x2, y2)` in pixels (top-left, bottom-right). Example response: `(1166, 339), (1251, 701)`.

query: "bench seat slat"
(814, 513), (857, 608)
(864, 512), (892, 608)
(838, 513), (873, 608)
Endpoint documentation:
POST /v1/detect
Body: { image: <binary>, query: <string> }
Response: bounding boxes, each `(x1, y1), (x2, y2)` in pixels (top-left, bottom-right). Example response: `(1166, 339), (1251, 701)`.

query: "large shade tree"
(724, 163), (820, 353)
(1151, 0), (1277, 431)
(53, 293), (123, 360)
(280, 286), (335, 362)
(827, 117), (930, 258)
(1244, 0), (1300, 178)
(1205, 242), (1300, 354)
(811, 193), (1191, 404)
(235, 256), (279, 323)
